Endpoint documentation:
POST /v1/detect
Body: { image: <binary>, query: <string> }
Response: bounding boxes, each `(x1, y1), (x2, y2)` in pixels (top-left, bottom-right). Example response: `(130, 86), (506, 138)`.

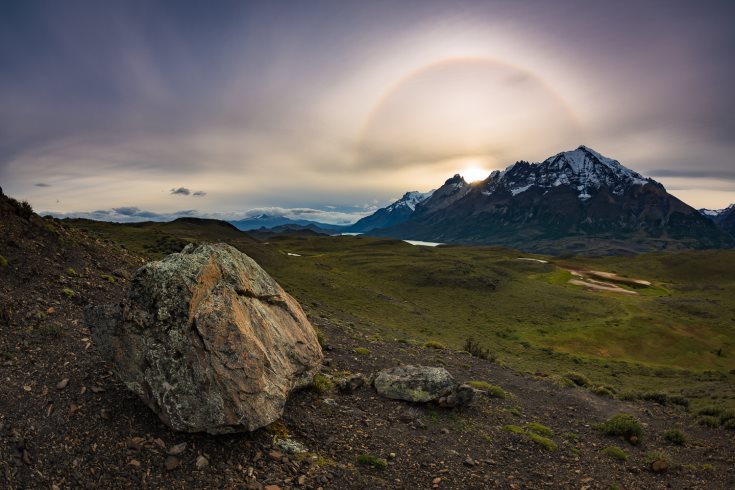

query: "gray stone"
(85, 243), (322, 434)
(373, 365), (456, 403)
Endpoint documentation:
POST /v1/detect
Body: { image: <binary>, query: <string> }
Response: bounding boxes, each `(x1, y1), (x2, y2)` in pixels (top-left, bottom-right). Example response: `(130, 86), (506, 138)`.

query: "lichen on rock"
(85, 243), (323, 433)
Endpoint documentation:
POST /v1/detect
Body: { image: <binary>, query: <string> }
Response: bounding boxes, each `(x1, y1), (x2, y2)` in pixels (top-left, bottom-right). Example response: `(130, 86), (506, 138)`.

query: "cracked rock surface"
(85, 243), (323, 434)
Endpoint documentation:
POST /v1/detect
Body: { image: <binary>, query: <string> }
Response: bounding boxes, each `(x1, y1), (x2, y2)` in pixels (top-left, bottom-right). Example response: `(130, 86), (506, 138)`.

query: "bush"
(0, 255), (7, 267)
(664, 429), (687, 446)
(357, 454), (387, 470)
(353, 347), (370, 356)
(466, 381), (507, 398)
(463, 337), (496, 361)
(597, 413), (643, 441)
(100, 274), (116, 283)
(315, 329), (328, 348)
(61, 288), (75, 299)
(37, 323), (64, 338)
(66, 267), (78, 277)
(645, 450), (671, 465)
(563, 372), (590, 387)
(668, 395), (690, 408)
(697, 406), (722, 416)
(698, 415), (720, 428)
(526, 422), (553, 437)
(8, 197), (33, 219)
(424, 340), (446, 350)
(502, 425), (556, 451)
(311, 373), (335, 394)
(723, 419), (735, 430)
(593, 386), (614, 397)
(718, 409), (735, 423)
(602, 446), (628, 461)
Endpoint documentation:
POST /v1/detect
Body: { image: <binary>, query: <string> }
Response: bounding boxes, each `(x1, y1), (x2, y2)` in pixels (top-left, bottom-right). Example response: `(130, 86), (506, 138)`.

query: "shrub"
(698, 415), (720, 428)
(37, 323), (64, 338)
(563, 372), (590, 387)
(466, 381), (507, 398)
(100, 274), (116, 283)
(602, 446), (628, 461)
(353, 347), (370, 356)
(61, 288), (75, 299)
(502, 424), (525, 435)
(638, 392), (669, 405)
(697, 406), (722, 416)
(668, 395), (690, 408)
(528, 432), (557, 452)
(723, 419), (735, 430)
(424, 340), (446, 350)
(526, 422), (553, 437)
(593, 386), (614, 397)
(311, 373), (335, 394)
(645, 450), (671, 465)
(0, 255), (7, 267)
(8, 197), (33, 219)
(66, 267), (78, 277)
(315, 329), (328, 348)
(357, 454), (387, 470)
(718, 409), (735, 423)
(597, 413), (643, 440)
(463, 337), (496, 362)
(664, 429), (687, 446)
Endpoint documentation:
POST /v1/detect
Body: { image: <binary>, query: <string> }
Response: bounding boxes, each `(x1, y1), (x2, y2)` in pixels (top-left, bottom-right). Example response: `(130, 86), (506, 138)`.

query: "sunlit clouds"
(1, 0), (734, 219)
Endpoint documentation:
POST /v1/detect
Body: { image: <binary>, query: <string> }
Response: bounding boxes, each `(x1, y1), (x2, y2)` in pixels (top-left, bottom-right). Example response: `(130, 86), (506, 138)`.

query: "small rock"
(463, 456), (476, 467)
(337, 374), (364, 393)
(264, 486), (281, 490)
(323, 398), (338, 407)
(651, 460), (669, 473)
(432, 476), (442, 485)
(164, 455), (180, 471)
(90, 386), (105, 393)
(389, 452), (396, 459)
(297, 475), (306, 485)
(100, 409), (111, 420)
(56, 378), (69, 390)
(440, 428), (449, 434)
(629, 435), (639, 445)
(69, 403), (81, 414)
(195, 455), (209, 469)
(268, 450), (283, 461)
(129, 459), (141, 467)
(168, 442), (187, 455)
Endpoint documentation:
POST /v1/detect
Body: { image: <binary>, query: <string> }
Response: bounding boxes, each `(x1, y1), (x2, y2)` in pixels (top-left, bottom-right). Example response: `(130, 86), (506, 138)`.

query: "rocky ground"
(1, 195), (734, 489)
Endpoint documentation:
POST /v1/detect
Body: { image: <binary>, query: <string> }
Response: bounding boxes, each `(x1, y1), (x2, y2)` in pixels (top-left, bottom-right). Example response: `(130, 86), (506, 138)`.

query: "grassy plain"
(67, 219), (735, 410)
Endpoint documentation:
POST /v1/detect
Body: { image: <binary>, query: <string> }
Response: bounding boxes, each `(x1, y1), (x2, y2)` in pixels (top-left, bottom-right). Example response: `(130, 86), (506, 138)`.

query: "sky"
(1, 0), (734, 224)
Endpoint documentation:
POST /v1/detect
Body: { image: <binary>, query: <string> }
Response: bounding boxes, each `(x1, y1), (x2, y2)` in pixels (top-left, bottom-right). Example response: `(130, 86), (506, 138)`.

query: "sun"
(460, 165), (490, 183)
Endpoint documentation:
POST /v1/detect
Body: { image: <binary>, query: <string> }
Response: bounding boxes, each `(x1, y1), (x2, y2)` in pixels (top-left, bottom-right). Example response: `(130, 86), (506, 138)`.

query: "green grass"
(424, 340), (446, 349)
(62, 223), (735, 411)
(525, 422), (554, 437)
(602, 446), (628, 461)
(356, 454), (387, 470)
(466, 381), (507, 398)
(502, 424), (557, 451)
(664, 429), (687, 446)
(61, 288), (75, 299)
(698, 415), (720, 428)
(563, 372), (591, 387)
(100, 274), (116, 283)
(36, 323), (64, 338)
(596, 413), (643, 441)
(0, 255), (7, 267)
(353, 347), (370, 356)
(311, 373), (335, 394)
(66, 267), (78, 277)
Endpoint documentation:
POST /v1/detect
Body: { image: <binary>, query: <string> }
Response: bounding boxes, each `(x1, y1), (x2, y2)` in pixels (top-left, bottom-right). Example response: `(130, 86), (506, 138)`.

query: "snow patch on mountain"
(386, 191), (434, 213)
(487, 146), (654, 201)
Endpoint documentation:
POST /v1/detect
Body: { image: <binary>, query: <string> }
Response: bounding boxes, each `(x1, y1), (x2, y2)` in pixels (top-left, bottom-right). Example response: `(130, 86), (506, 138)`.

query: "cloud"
(34, 183), (51, 187)
(193, 190), (206, 196)
(648, 169), (735, 180)
(41, 205), (370, 225)
(170, 187), (191, 195)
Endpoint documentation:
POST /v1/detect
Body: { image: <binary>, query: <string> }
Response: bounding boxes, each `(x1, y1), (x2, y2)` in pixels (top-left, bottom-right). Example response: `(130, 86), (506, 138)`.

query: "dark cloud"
(34, 183), (51, 187)
(170, 187), (191, 196)
(193, 190), (206, 197)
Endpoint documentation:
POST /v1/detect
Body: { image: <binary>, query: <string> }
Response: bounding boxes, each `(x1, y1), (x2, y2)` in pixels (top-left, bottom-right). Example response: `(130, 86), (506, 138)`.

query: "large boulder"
(85, 243), (322, 434)
(372, 365), (473, 407)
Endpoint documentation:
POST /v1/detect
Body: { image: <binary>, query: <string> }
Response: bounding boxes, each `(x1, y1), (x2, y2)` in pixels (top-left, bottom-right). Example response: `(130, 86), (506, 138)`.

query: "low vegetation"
(463, 337), (496, 362)
(596, 413), (643, 441)
(353, 347), (370, 356)
(356, 454), (387, 470)
(563, 372), (591, 387)
(502, 424), (558, 452)
(311, 373), (335, 394)
(602, 446), (628, 462)
(466, 381), (508, 398)
(664, 429), (687, 446)
(424, 340), (446, 350)
(61, 288), (76, 299)
(0, 255), (7, 267)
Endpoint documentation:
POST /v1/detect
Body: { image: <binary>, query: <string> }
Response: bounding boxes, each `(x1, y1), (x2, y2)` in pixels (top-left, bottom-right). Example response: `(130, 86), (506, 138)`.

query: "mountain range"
(355, 146), (734, 253)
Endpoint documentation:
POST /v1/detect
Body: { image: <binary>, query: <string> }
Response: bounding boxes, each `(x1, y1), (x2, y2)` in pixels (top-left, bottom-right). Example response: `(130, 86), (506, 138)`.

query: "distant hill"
(700, 204), (735, 238)
(347, 191), (433, 232)
(371, 146), (732, 254)
(229, 213), (346, 231)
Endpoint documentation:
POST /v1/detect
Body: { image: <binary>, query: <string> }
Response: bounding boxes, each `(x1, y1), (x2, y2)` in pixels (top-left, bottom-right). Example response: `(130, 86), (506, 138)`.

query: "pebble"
(56, 378), (69, 390)
(168, 442), (188, 455)
(264, 485), (281, 490)
(165, 455), (181, 471)
(195, 455), (209, 469)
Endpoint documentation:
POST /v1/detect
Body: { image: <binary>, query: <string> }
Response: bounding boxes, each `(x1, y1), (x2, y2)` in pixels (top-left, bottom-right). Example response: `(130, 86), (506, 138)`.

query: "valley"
(68, 219), (735, 412)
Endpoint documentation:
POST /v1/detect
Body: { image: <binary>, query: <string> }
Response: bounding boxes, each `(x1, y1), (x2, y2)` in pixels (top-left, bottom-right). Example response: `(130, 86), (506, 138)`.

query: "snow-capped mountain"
(348, 190), (434, 233)
(700, 204), (735, 238)
(370, 146), (732, 253)
(229, 213), (344, 231)
(485, 146), (654, 200)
